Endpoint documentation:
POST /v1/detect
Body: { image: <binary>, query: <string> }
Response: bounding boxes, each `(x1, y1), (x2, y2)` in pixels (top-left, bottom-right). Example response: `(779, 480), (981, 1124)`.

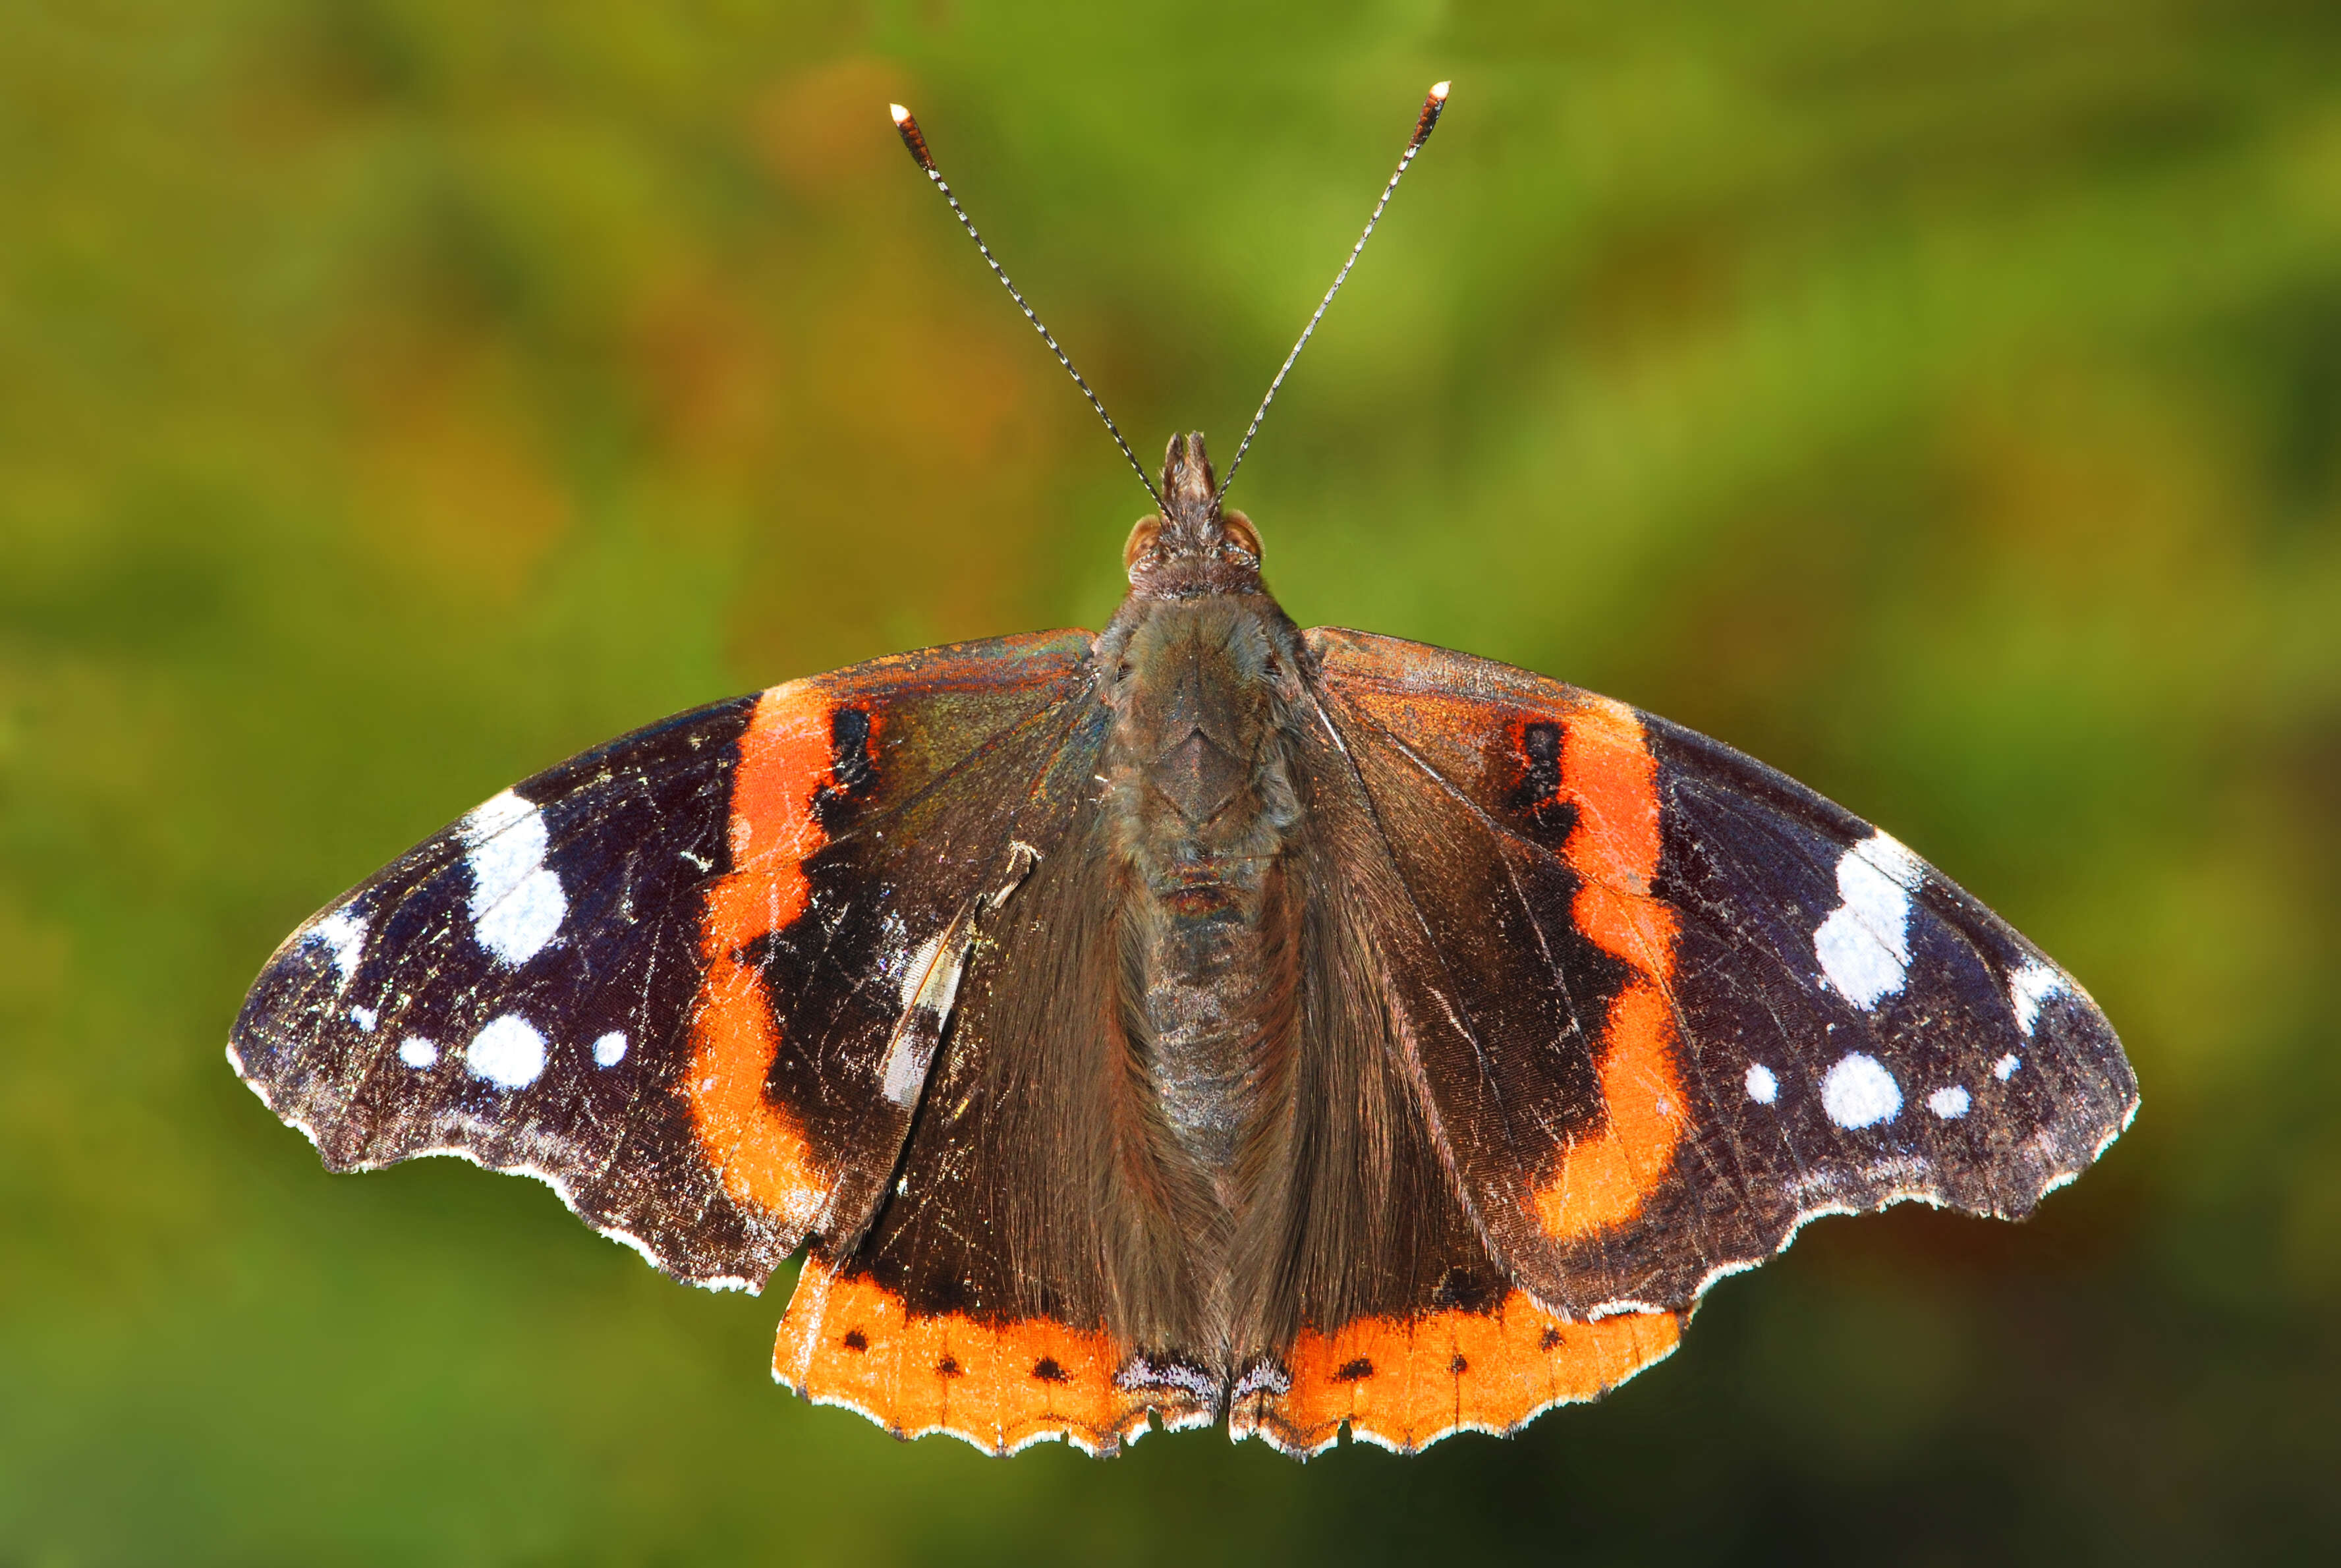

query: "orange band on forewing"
(775, 1257), (1146, 1457)
(1558, 694), (1666, 901)
(1533, 696), (1687, 1241)
(1571, 881), (1678, 978)
(1534, 980), (1682, 1239)
(686, 682), (837, 1231)
(1252, 1295), (1680, 1455)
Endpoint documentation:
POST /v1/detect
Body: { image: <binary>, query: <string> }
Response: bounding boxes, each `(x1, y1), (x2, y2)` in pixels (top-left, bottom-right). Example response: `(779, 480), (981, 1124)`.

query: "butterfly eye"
(1123, 517), (1165, 573)
(1220, 511), (1262, 565)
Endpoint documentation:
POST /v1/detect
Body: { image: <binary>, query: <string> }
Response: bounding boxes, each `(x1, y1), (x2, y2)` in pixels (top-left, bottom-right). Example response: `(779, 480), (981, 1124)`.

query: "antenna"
(1216, 80), (1449, 503)
(889, 103), (1166, 514)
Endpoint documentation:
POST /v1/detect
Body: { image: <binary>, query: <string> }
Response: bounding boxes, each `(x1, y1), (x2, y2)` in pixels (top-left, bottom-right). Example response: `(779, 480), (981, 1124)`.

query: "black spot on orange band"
(774, 1256), (1156, 1457)
(1239, 1292), (1681, 1457)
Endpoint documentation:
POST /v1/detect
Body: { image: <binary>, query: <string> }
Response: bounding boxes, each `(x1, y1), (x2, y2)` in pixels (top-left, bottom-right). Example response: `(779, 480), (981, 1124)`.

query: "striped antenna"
(890, 103), (1166, 515)
(1216, 81), (1450, 503)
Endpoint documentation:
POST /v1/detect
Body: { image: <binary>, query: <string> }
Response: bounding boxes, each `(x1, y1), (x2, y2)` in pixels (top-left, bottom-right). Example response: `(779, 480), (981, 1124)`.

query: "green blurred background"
(5, 1), (2338, 1562)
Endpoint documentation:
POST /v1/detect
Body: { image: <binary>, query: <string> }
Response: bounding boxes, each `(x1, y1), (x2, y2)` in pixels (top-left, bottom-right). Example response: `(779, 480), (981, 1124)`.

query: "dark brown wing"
(776, 628), (1697, 1459)
(1289, 627), (2135, 1330)
(1225, 776), (1686, 1455)
(774, 794), (1183, 1457)
(231, 631), (1100, 1294)
(780, 732), (1317, 1456)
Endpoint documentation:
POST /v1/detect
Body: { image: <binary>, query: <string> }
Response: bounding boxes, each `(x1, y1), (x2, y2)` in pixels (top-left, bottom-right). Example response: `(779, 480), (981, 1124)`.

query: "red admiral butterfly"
(231, 84), (2136, 1457)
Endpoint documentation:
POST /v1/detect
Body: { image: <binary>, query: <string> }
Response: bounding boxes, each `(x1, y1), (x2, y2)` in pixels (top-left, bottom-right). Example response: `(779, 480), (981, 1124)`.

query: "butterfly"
(230, 84), (2136, 1459)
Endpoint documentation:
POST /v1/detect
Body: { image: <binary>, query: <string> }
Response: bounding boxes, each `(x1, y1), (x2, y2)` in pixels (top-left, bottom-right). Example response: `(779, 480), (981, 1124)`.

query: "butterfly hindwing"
(1231, 787), (1687, 1453)
(1303, 627), (2136, 1318)
(772, 631), (1687, 1459)
(773, 775), (1168, 1457)
(231, 631), (1098, 1292)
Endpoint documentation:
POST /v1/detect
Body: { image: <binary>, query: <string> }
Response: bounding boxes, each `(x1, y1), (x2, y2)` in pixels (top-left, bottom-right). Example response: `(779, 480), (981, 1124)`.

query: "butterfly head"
(1123, 432), (1263, 596)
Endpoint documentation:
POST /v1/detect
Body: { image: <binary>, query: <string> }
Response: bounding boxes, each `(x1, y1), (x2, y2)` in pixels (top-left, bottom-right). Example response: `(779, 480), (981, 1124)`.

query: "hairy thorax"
(1098, 594), (1307, 1210)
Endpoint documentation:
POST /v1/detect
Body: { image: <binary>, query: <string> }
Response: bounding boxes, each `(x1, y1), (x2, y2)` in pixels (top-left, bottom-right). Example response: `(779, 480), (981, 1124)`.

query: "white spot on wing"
(466, 1013), (548, 1089)
(462, 789), (566, 966)
(2008, 959), (2065, 1036)
(882, 923), (969, 1106)
(474, 867), (566, 965)
(897, 930), (945, 1010)
(1994, 1052), (2021, 1080)
(1813, 831), (1923, 1009)
(1927, 1084), (1971, 1119)
(1745, 1063), (1778, 1104)
(463, 787), (538, 847)
(397, 1036), (439, 1069)
(1821, 1051), (1902, 1129)
(880, 1031), (936, 1106)
(349, 1005), (378, 1032)
(592, 1031), (628, 1067)
(307, 909), (368, 988)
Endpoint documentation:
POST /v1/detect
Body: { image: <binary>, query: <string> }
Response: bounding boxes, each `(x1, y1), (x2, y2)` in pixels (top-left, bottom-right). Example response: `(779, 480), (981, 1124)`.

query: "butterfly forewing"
(1303, 628), (2136, 1318)
(231, 632), (1101, 1292)
(231, 696), (777, 1282)
(1640, 712), (2135, 1237)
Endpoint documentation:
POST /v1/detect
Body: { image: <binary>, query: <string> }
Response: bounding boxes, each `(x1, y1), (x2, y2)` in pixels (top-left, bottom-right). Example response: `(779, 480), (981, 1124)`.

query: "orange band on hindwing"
(775, 1257), (1150, 1456)
(685, 681), (841, 1231)
(1534, 696), (1687, 1241)
(1239, 1295), (1681, 1456)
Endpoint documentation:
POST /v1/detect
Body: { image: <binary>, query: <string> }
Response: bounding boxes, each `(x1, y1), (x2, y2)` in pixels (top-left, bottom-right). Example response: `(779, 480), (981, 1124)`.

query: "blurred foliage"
(3, 0), (2339, 1562)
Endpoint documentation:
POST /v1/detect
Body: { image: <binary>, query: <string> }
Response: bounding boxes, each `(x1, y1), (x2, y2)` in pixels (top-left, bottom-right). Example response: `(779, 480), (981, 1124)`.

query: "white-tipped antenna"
(1216, 81), (1450, 503)
(890, 103), (1166, 514)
